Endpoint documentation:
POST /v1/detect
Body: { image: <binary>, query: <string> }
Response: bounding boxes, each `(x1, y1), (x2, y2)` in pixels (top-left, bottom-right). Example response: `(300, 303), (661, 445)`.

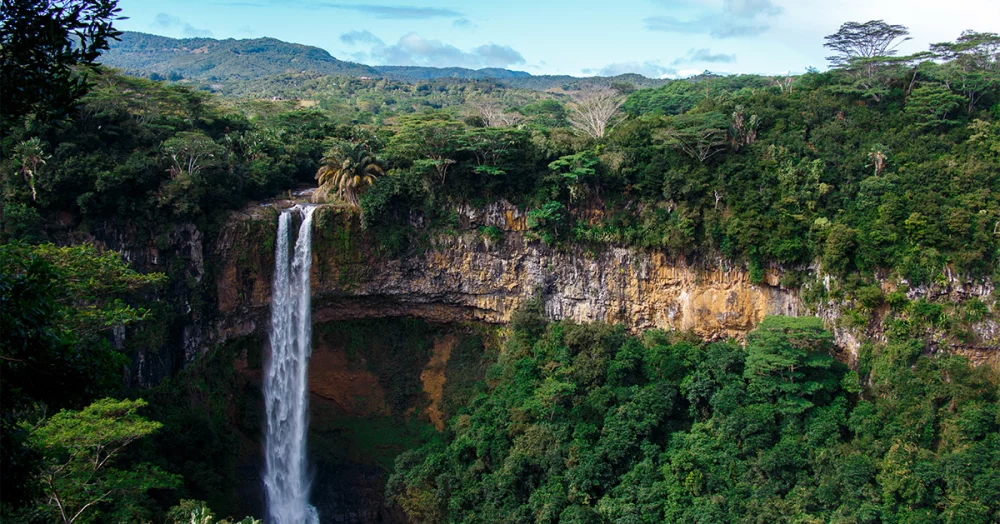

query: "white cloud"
(152, 13), (213, 38)
(342, 31), (526, 69)
(453, 18), (476, 30)
(672, 48), (737, 65)
(583, 61), (677, 78)
(318, 4), (463, 19)
(340, 29), (384, 46)
(645, 0), (783, 38)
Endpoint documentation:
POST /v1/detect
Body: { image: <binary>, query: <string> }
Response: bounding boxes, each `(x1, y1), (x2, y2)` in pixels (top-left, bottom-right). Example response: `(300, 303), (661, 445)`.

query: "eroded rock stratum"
(211, 203), (802, 350)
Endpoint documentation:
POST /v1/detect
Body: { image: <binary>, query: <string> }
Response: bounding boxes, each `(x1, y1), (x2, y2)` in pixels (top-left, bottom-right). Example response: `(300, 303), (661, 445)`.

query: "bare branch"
(567, 87), (624, 139)
(471, 98), (523, 127)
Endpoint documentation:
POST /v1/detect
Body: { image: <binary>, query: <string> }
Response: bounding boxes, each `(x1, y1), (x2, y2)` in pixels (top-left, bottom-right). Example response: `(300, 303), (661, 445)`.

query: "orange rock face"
(212, 203), (802, 345)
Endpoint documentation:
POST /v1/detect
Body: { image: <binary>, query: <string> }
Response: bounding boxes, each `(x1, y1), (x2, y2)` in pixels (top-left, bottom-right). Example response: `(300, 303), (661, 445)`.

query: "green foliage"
(9, 26), (998, 289)
(930, 31), (1000, 113)
(0, 0), (123, 131)
(313, 140), (384, 208)
(24, 398), (180, 523)
(1, 70), (339, 235)
(906, 84), (965, 128)
(657, 111), (730, 162)
(165, 499), (259, 524)
(101, 31), (379, 84)
(0, 243), (164, 411)
(387, 112), (467, 186)
(623, 74), (770, 116)
(527, 200), (569, 245)
(388, 316), (1000, 523)
(0, 242), (164, 514)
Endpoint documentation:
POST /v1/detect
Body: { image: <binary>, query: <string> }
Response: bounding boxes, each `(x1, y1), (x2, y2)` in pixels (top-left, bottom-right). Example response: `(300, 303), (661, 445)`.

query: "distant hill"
(101, 32), (380, 82)
(375, 67), (670, 91)
(101, 32), (670, 92)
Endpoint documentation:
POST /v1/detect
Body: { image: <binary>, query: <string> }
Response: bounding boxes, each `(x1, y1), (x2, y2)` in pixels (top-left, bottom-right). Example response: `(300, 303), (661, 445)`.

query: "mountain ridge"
(101, 31), (670, 91)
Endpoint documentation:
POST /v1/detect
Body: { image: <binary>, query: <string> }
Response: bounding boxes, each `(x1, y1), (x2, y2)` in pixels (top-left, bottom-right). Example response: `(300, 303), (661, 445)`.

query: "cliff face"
(77, 199), (998, 379)
(208, 202), (802, 352)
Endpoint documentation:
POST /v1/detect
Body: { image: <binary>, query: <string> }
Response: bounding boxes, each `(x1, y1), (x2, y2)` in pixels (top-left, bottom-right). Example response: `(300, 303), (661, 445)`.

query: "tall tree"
(0, 243), (164, 509)
(568, 87), (624, 139)
(0, 0), (123, 133)
(12, 137), (49, 201)
(824, 20), (912, 68)
(824, 20), (911, 101)
(867, 143), (889, 176)
(728, 105), (759, 149)
(931, 31), (1000, 113)
(471, 98), (523, 128)
(388, 113), (466, 186)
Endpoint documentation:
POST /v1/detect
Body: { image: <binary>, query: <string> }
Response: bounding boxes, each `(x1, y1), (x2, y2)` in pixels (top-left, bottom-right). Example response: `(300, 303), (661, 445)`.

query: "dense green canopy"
(388, 314), (1000, 523)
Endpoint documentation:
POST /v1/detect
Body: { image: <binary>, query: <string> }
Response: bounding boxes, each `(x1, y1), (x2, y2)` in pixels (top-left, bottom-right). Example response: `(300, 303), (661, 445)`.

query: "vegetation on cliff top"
(5, 18), (998, 291)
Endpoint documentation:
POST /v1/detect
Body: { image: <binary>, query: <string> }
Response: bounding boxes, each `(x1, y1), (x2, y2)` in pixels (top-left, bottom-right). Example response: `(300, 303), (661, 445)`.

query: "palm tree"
(14, 137), (48, 201)
(313, 142), (383, 208)
(867, 143), (888, 176)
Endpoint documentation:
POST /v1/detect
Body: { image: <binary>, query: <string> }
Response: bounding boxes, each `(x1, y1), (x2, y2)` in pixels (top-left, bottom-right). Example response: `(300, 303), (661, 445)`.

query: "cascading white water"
(264, 205), (319, 524)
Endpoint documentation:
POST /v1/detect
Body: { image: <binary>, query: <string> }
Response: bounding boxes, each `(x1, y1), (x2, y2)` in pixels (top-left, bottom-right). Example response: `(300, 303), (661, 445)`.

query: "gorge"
(91, 197), (995, 520)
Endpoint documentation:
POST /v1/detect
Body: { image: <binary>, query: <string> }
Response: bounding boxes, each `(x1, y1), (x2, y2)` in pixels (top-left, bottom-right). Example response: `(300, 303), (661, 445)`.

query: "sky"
(115, 0), (1000, 77)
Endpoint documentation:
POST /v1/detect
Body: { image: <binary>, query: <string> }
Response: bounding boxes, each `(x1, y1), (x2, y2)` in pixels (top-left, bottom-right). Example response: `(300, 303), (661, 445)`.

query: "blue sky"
(116, 0), (1000, 77)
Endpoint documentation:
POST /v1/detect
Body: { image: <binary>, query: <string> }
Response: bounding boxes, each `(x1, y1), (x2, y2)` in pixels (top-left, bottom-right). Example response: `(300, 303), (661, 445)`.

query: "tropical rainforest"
(1, 1), (999, 523)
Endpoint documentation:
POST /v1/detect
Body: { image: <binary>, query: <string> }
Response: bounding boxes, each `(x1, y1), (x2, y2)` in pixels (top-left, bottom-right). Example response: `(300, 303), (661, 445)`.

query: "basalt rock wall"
(208, 202), (803, 354)
(79, 199), (998, 382)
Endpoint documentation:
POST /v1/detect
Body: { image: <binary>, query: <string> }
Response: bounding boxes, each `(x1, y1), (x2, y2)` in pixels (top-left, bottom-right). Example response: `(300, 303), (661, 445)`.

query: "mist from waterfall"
(264, 205), (319, 524)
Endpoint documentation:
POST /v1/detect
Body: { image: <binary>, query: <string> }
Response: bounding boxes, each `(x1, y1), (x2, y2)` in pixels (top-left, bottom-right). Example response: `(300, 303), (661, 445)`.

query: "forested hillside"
(102, 31), (380, 82)
(1, 3), (998, 522)
(101, 32), (672, 93)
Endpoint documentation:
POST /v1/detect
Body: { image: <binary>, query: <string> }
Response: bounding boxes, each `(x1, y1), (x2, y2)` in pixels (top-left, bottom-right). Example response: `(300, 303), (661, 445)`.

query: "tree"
(824, 20), (912, 102)
(527, 200), (569, 245)
(313, 141), (383, 208)
(471, 97), (523, 128)
(743, 316), (836, 412)
(157, 131), (226, 216)
(461, 127), (530, 177)
(931, 31), (1000, 113)
(0, 243), (164, 509)
(867, 143), (888, 176)
(728, 105), (759, 149)
(1, 243), (165, 410)
(545, 149), (601, 205)
(568, 87), (624, 139)
(824, 20), (911, 70)
(771, 75), (794, 94)
(388, 113), (466, 185)
(162, 131), (223, 181)
(25, 398), (180, 523)
(0, 0), (123, 133)
(12, 137), (49, 201)
(657, 112), (729, 162)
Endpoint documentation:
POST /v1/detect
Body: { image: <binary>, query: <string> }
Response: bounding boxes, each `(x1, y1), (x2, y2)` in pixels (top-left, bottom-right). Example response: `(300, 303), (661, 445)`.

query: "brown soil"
(308, 342), (390, 417)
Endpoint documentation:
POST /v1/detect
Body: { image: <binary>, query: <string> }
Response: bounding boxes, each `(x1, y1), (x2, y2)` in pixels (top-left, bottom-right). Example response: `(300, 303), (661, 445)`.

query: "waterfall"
(264, 205), (319, 524)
